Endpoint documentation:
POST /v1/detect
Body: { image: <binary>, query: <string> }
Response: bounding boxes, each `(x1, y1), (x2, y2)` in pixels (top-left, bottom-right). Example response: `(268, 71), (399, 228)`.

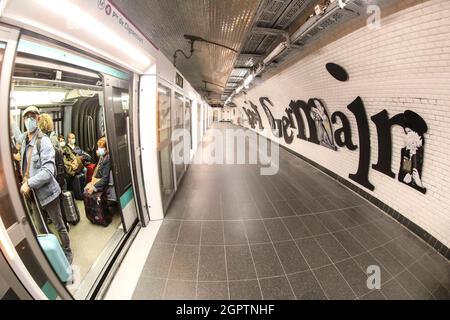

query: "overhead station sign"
(0, 0), (158, 73)
(96, 0), (145, 45)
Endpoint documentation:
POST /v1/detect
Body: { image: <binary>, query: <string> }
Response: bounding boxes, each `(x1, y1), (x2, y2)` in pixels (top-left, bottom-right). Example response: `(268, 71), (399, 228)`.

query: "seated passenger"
(84, 137), (114, 199)
(58, 135), (83, 177)
(67, 133), (92, 164)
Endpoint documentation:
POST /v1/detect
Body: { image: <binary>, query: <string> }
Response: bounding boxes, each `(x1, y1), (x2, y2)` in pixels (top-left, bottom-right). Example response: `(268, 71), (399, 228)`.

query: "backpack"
(36, 132), (66, 188)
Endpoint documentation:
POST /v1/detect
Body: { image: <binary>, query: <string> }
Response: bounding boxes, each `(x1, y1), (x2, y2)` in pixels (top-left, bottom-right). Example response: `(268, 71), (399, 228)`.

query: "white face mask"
(70, 139), (76, 145)
(97, 148), (106, 157)
(60, 141), (66, 148)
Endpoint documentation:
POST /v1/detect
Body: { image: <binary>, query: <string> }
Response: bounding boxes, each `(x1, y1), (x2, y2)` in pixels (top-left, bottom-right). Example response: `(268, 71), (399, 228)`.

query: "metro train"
(0, 1), (212, 300)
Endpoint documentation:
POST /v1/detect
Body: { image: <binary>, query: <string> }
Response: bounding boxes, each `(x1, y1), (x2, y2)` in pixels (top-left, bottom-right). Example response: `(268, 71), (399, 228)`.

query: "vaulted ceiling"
(113, 0), (261, 105)
(113, 0), (325, 106)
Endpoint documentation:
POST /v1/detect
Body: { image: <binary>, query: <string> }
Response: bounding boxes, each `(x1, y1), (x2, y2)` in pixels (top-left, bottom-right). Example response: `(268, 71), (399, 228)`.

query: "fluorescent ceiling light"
(33, 0), (150, 66)
(243, 74), (254, 88)
(263, 41), (289, 65)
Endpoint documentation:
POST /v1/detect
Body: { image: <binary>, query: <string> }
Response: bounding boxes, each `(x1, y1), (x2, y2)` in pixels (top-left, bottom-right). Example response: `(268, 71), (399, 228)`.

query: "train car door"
(173, 91), (185, 186)
(103, 75), (138, 233)
(0, 25), (71, 300)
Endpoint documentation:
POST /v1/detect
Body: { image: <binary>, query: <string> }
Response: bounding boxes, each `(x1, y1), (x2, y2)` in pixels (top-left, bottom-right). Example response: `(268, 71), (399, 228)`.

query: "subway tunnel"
(0, 0), (449, 303)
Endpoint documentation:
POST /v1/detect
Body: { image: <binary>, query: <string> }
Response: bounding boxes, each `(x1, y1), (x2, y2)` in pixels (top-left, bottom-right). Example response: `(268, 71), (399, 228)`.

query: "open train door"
(103, 75), (138, 233)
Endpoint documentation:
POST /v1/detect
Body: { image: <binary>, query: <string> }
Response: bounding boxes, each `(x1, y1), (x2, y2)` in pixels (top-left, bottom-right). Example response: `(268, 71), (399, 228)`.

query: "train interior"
(9, 51), (127, 297)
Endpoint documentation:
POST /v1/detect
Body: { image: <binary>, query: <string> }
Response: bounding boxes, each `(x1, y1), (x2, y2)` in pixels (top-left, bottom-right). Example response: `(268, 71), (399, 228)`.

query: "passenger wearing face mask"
(11, 106), (73, 263)
(58, 135), (83, 177)
(66, 133), (92, 165)
(84, 137), (112, 195)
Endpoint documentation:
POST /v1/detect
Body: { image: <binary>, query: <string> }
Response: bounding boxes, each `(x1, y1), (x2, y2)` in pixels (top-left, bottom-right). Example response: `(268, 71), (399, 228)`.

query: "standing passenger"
(12, 106), (73, 263)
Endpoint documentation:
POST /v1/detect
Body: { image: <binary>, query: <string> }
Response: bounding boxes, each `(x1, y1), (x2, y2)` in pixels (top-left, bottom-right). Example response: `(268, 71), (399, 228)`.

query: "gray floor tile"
(178, 221), (202, 245)
(264, 219), (293, 242)
(282, 216), (312, 239)
(316, 212), (345, 233)
(335, 259), (371, 297)
(198, 246), (227, 281)
(359, 290), (385, 300)
(384, 240), (415, 267)
(239, 202), (261, 219)
(168, 245), (199, 281)
(272, 201), (296, 217)
(133, 277), (166, 300)
(333, 230), (366, 256)
(244, 220), (270, 244)
(371, 247), (405, 276)
(164, 280), (196, 300)
(155, 220), (181, 244)
(408, 262), (442, 294)
(224, 221), (247, 245)
(259, 276), (295, 300)
(350, 225), (380, 250)
(287, 199), (311, 216)
(313, 265), (356, 300)
(315, 234), (350, 263)
(299, 215), (328, 236)
(201, 221), (224, 245)
(255, 201), (278, 218)
(274, 241), (309, 274)
(362, 223), (391, 245)
(381, 279), (412, 300)
(142, 243), (175, 278)
(288, 271), (327, 300)
(334, 210), (360, 229)
(296, 238), (332, 269)
(229, 280), (262, 300)
(226, 245), (257, 281)
(250, 243), (285, 278)
(197, 282), (229, 300)
(396, 270), (432, 300)
(354, 252), (392, 285)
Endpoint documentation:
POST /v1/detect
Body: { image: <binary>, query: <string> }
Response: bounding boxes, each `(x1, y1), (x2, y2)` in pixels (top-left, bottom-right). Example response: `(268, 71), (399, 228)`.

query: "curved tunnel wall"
(232, 0), (450, 256)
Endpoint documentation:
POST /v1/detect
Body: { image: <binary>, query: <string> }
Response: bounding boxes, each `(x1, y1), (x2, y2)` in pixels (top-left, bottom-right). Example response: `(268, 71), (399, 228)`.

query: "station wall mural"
(242, 63), (428, 194)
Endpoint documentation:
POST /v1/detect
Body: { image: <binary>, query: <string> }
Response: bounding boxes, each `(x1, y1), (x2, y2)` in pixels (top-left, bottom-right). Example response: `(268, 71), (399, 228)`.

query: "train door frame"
(157, 79), (176, 213)
(172, 90), (186, 188)
(0, 24), (71, 300)
(128, 74), (150, 226)
(103, 74), (138, 233)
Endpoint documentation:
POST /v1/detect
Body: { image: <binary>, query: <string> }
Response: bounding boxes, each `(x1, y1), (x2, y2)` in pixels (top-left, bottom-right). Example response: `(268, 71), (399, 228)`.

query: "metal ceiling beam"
(238, 53), (262, 60)
(252, 27), (286, 36)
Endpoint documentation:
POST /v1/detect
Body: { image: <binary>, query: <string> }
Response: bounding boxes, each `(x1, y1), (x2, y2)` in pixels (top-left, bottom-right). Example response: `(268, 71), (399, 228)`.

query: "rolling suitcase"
(71, 173), (86, 200)
(37, 234), (72, 283)
(83, 191), (112, 227)
(61, 191), (80, 225)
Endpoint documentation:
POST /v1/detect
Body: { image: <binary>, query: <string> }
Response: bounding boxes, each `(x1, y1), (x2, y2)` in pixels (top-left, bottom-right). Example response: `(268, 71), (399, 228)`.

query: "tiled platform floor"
(133, 123), (450, 300)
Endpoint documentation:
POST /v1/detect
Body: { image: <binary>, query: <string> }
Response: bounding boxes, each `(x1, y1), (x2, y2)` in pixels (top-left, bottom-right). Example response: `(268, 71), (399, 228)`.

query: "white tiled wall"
(234, 0), (450, 248)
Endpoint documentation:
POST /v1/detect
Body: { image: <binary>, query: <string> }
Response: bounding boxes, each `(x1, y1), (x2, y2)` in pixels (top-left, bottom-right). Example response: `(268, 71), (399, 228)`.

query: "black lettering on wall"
(249, 101), (265, 131)
(260, 97), (282, 137)
(332, 111), (357, 151)
(347, 97), (375, 191)
(281, 116), (294, 144)
(371, 110), (405, 178)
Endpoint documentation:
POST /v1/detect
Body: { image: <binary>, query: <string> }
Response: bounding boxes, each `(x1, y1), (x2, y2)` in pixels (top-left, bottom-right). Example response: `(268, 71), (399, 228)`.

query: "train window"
(185, 98), (192, 150)
(111, 87), (132, 193)
(157, 84), (174, 209)
(173, 92), (185, 183)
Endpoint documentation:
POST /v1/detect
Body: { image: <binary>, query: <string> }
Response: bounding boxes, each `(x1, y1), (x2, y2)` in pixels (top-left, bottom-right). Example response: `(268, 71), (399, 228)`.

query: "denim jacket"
(14, 126), (61, 207)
